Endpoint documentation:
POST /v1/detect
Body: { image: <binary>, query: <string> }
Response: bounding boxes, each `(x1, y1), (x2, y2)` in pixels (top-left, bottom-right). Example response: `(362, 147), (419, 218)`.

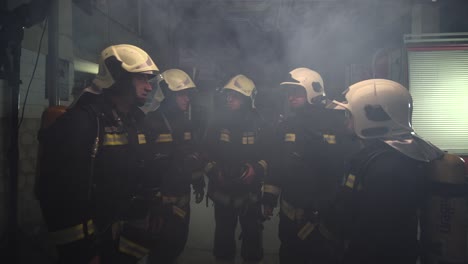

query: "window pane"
(409, 50), (468, 155)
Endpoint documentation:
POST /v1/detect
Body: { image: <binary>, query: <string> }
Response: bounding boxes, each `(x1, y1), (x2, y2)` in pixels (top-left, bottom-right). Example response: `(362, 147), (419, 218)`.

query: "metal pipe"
(47, 0), (59, 106)
(3, 17), (24, 263)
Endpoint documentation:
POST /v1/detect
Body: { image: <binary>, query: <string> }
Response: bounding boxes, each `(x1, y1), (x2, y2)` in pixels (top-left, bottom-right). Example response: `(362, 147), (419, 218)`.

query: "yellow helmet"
(93, 44), (159, 89)
(223, 74), (257, 108)
(161, 69), (196, 92)
(140, 69), (196, 114)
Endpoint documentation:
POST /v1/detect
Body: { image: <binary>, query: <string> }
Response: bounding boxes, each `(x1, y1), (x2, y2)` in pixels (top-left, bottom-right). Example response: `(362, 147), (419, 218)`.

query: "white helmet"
(223, 74), (257, 108)
(280, 67), (324, 104)
(93, 44), (159, 89)
(333, 79), (414, 139)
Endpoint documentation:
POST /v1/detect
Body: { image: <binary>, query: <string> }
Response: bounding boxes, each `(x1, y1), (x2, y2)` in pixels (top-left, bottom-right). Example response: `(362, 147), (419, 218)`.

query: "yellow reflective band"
(285, 133), (296, 142)
(119, 236), (149, 259)
(258, 160), (268, 175)
(323, 134), (337, 144)
(172, 205), (187, 219)
(242, 136), (255, 144)
(184, 132), (192, 140)
(138, 134), (146, 144)
(49, 220), (94, 245)
(220, 132), (231, 143)
(87, 220), (95, 235)
(263, 184), (281, 196)
(103, 133), (128, 146)
(345, 174), (356, 189)
(318, 224), (334, 241)
(156, 133), (173, 143)
(280, 199), (304, 221)
(298, 221), (316, 240)
(242, 132), (255, 144)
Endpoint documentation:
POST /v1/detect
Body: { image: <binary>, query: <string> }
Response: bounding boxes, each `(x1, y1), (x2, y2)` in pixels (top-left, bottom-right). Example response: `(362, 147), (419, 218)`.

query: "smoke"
(140, 0), (412, 118)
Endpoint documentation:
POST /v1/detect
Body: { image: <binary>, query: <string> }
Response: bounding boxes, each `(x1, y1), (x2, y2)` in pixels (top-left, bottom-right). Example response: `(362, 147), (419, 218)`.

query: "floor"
(176, 248), (279, 264)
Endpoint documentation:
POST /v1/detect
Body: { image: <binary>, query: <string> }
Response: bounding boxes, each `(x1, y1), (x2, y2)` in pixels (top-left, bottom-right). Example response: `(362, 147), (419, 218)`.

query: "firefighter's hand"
(262, 204), (273, 220)
(194, 190), (204, 204)
(240, 163), (255, 184)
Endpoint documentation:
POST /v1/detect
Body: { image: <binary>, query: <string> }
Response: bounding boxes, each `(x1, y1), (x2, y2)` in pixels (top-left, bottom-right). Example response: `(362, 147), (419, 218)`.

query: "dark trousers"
(148, 204), (190, 264)
(278, 213), (341, 264)
(213, 202), (263, 262)
(55, 239), (96, 264)
(40, 203), (97, 264)
(343, 242), (418, 264)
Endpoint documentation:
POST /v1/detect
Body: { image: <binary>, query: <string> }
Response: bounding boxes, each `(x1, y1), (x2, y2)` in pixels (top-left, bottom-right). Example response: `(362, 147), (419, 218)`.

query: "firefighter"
(37, 44), (158, 264)
(140, 69), (205, 263)
(331, 79), (444, 264)
(204, 74), (269, 264)
(262, 68), (349, 264)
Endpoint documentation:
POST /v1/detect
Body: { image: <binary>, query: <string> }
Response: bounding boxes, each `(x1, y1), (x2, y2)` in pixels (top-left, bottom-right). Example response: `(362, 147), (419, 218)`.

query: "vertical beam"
(47, 0), (59, 106)
(3, 11), (24, 263)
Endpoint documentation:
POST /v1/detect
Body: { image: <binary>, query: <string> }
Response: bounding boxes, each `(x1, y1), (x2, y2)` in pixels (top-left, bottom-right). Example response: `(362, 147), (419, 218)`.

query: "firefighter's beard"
(107, 82), (141, 110)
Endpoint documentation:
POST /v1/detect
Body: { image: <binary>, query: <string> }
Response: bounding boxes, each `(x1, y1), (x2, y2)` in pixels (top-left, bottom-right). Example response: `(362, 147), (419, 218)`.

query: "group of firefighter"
(36, 44), (467, 264)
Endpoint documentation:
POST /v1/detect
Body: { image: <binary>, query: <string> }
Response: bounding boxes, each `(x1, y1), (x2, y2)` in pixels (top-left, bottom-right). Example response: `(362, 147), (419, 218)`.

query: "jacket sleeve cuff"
(253, 159), (268, 178)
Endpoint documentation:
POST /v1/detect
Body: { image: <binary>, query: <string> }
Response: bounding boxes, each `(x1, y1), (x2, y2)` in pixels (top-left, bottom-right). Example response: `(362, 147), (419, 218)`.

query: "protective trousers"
(213, 202), (263, 262)
(55, 238), (96, 264)
(148, 202), (190, 264)
(278, 213), (341, 264)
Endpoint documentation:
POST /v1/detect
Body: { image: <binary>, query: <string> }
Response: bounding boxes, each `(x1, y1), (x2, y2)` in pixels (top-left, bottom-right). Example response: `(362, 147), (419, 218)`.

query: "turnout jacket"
(263, 104), (350, 212)
(144, 107), (205, 197)
(37, 94), (149, 247)
(204, 109), (269, 199)
(333, 141), (427, 264)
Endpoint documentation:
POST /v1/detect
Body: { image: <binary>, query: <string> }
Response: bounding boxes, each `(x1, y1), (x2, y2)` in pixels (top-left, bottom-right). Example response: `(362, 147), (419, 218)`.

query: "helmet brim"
(280, 82), (303, 87)
(331, 100), (349, 111)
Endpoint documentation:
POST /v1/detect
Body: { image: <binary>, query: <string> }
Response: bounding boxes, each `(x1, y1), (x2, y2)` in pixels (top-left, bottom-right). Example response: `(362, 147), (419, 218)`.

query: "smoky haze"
(145, 0), (410, 87)
(139, 0), (411, 120)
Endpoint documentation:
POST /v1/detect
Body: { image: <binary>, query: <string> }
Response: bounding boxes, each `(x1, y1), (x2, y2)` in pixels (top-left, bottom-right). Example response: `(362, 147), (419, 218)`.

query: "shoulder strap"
(83, 104), (103, 201)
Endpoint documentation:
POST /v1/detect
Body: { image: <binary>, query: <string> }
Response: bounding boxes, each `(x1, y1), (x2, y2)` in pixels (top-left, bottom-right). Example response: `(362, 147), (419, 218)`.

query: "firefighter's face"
(132, 74), (153, 106)
(287, 86), (307, 109)
(175, 90), (191, 111)
(225, 90), (244, 111)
